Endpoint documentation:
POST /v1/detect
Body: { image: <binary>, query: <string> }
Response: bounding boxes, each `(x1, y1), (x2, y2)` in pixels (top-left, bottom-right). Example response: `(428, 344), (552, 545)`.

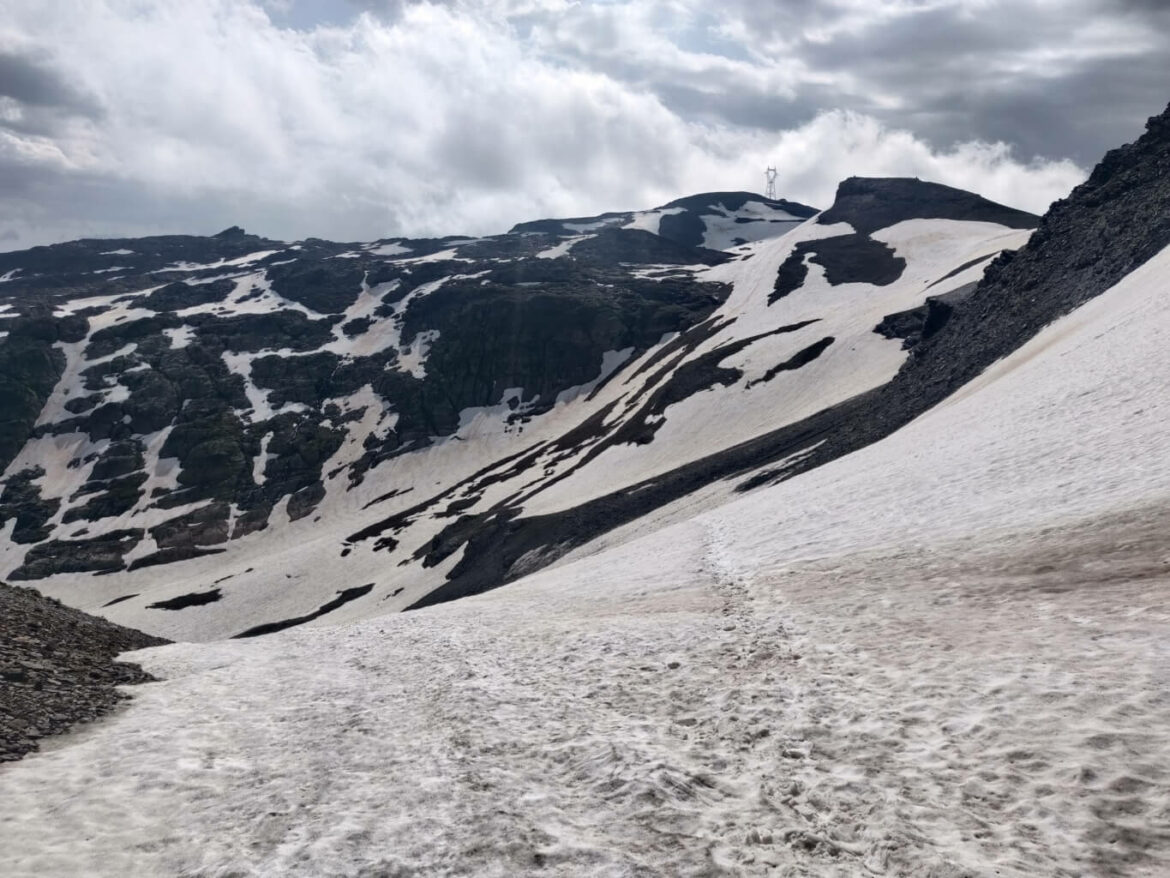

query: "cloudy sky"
(1, 0), (1167, 250)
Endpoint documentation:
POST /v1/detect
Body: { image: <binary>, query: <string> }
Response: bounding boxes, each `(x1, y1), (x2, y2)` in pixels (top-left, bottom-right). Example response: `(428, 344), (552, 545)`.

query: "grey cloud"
(0, 49), (100, 115)
(784, 2), (1170, 164)
(1105, 0), (1170, 14)
(0, 0), (1117, 251)
(343, 0), (454, 20)
(0, 157), (374, 250)
(903, 54), (1170, 164)
(649, 80), (826, 133)
(521, 1), (1170, 166)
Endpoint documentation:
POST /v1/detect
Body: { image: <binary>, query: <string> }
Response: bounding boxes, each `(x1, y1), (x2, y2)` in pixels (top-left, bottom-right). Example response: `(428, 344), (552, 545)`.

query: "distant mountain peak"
(510, 190), (817, 251)
(818, 176), (1039, 236)
(658, 190), (818, 218)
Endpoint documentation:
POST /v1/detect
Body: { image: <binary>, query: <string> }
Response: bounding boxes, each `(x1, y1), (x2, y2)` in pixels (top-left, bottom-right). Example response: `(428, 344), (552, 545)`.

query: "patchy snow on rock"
(563, 218), (623, 233)
(527, 217), (1019, 517)
(251, 431), (273, 487)
(455, 387), (531, 436)
(136, 427), (182, 505)
(32, 341), (91, 429)
(157, 249), (284, 273)
(221, 351), (306, 421)
(397, 329), (439, 379)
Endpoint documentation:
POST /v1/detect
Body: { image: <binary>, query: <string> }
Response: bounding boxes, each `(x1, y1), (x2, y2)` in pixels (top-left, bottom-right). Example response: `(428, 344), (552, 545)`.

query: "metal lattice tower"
(764, 166), (778, 201)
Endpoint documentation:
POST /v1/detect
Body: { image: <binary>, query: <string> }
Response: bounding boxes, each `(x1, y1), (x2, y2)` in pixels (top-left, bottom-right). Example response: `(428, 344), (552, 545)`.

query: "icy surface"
(2, 241), (1169, 876)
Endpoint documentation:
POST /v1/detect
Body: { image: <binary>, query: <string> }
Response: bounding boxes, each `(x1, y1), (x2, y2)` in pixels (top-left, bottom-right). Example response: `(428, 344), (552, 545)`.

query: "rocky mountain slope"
(0, 181), (1051, 640)
(0, 182), (1047, 640)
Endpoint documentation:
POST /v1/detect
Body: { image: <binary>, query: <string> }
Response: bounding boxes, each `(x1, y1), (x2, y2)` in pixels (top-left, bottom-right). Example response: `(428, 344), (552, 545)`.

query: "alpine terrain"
(0, 103), (1169, 876)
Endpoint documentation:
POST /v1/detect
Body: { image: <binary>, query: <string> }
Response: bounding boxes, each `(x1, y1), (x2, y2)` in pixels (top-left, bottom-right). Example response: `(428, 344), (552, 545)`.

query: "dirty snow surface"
(3, 247), (1170, 876)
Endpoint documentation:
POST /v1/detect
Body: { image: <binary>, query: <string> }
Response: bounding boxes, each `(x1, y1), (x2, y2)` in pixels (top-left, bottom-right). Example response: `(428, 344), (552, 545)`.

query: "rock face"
(0, 581), (168, 762)
(0, 194), (772, 583)
(817, 176), (1040, 235)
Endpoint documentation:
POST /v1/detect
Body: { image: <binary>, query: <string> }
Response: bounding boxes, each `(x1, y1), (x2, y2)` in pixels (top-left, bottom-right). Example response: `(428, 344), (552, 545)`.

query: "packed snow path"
(2, 511), (1167, 877)
(2, 248), (1170, 875)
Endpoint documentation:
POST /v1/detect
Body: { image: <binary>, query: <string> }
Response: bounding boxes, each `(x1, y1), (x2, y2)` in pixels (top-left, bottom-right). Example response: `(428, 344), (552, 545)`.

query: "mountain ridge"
(0, 171), (1071, 639)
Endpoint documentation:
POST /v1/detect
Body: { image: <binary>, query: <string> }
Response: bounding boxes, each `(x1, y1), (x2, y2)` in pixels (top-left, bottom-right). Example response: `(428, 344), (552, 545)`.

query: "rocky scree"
(1, 581), (168, 763)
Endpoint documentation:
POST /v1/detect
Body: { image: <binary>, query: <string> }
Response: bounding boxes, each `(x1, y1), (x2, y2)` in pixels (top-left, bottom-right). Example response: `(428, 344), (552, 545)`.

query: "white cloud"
(726, 111), (1086, 215)
(0, 0), (1091, 249)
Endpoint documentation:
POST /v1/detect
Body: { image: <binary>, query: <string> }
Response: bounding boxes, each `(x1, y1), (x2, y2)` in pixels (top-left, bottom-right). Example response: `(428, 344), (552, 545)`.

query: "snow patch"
(162, 326), (195, 350)
(535, 236), (587, 259)
(622, 207), (685, 236)
(366, 242), (412, 257)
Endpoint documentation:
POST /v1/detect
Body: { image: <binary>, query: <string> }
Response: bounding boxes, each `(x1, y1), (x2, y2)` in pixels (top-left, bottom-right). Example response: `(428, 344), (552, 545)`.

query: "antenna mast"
(764, 166), (778, 201)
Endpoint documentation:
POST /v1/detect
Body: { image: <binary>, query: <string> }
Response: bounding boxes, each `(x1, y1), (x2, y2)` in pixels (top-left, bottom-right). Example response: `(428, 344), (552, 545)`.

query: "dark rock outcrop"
(771, 234), (907, 303)
(0, 468), (61, 544)
(233, 583), (374, 638)
(266, 259), (365, 315)
(10, 529), (144, 580)
(570, 228), (731, 266)
(142, 279), (234, 312)
(818, 177), (1039, 236)
(874, 282), (976, 350)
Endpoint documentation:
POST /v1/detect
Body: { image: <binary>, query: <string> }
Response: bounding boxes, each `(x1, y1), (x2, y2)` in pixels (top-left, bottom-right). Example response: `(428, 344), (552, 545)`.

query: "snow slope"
(2, 238), (1167, 876)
